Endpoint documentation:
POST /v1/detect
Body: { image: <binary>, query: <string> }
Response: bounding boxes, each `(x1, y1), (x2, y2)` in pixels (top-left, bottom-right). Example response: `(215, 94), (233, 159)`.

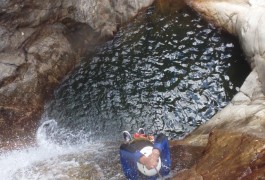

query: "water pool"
(44, 5), (250, 140)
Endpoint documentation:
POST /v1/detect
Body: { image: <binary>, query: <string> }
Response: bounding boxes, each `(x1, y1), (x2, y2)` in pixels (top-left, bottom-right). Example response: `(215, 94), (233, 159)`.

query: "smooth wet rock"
(0, 0), (154, 144)
(183, 0), (265, 141)
(170, 0), (265, 179)
(0, 52), (25, 83)
(173, 131), (265, 179)
(170, 141), (205, 171)
(185, 70), (265, 140)
(186, 0), (265, 94)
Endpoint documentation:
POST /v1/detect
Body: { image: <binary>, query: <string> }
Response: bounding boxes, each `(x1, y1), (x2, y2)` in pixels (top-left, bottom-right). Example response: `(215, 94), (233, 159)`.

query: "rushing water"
(0, 5), (250, 179)
(44, 6), (250, 140)
(0, 119), (119, 179)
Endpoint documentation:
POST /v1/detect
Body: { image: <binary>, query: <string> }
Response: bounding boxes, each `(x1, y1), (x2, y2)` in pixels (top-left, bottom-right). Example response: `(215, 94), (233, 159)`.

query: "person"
(119, 128), (171, 180)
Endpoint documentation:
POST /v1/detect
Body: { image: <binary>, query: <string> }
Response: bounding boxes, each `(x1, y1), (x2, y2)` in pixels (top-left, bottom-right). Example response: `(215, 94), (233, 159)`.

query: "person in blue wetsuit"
(119, 129), (171, 180)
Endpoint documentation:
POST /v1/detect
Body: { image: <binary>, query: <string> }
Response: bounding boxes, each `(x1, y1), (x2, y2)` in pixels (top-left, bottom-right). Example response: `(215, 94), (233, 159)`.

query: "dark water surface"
(44, 6), (250, 140)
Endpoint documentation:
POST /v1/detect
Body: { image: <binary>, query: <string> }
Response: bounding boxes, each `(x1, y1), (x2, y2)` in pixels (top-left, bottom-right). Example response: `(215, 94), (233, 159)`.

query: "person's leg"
(138, 128), (145, 135)
(123, 131), (132, 142)
(120, 145), (157, 180)
(153, 133), (171, 176)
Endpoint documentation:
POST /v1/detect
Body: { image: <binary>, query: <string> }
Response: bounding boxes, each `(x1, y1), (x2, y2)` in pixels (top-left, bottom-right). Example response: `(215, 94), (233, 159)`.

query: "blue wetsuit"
(119, 133), (171, 180)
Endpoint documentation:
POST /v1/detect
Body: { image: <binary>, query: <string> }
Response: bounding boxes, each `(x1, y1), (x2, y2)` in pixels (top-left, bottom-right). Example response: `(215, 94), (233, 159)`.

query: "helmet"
(137, 146), (162, 176)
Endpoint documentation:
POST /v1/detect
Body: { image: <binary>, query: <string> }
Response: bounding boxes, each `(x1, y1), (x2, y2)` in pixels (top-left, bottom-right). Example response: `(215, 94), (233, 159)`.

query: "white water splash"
(0, 119), (104, 180)
(249, 0), (265, 6)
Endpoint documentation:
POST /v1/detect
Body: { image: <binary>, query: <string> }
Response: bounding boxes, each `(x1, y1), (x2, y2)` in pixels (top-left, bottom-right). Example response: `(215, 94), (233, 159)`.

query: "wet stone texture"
(170, 141), (205, 172)
(171, 130), (265, 179)
(168, 0), (265, 179)
(0, 0), (154, 146)
(1, 0), (265, 179)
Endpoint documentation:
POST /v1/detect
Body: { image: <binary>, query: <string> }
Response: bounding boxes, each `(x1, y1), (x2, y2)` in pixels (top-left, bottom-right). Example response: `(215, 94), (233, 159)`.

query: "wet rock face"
(184, 0), (265, 141)
(172, 131), (265, 179)
(169, 0), (265, 179)
(186, 0), (265, 94)
(0, 0), (154, 143)
(170, 141), (205, 172)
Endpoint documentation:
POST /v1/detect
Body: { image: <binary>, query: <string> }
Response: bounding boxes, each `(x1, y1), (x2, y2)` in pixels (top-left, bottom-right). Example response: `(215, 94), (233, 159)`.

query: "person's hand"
(146, 149), (160, 169)
(139, 149), (160, 170)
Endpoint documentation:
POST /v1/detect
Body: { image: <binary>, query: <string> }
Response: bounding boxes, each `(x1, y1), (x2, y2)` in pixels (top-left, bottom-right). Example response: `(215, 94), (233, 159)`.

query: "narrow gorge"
(0, 0), (264, 179)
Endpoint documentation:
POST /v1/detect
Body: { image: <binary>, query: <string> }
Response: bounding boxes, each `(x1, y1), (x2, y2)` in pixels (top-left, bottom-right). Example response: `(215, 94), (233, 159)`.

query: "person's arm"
(153, 133), (172, 176)
(153, 133), (167, 152)
(139, 148), (160, 170)
(140, 133), (168, 170)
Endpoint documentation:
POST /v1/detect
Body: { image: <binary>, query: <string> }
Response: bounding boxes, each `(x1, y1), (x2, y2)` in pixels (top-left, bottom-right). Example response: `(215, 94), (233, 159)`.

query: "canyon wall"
(0, 0), (154, 147)
(171, 0), (265, 178)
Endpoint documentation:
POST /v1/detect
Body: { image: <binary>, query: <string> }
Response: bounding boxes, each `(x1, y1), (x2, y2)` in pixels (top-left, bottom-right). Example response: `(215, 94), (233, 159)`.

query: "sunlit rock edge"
(170, 0), (265, 179)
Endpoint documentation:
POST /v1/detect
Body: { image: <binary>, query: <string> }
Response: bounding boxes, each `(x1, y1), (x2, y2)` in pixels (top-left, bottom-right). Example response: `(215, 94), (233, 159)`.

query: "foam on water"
(0, 119), (104, 180)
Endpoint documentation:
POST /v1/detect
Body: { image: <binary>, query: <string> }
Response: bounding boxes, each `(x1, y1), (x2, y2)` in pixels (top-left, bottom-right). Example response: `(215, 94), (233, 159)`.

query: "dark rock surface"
(0, 0), (154, 145)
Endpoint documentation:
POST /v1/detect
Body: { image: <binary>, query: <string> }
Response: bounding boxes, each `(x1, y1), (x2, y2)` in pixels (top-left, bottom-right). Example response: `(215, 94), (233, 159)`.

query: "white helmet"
(137, 146), (162, 176)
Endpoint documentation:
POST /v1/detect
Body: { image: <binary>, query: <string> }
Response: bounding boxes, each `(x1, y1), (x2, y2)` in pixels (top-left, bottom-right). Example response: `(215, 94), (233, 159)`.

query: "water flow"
(44, 6), (250, 139)
(0, 5), (250, 179)
(0, 119), (105, 180)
